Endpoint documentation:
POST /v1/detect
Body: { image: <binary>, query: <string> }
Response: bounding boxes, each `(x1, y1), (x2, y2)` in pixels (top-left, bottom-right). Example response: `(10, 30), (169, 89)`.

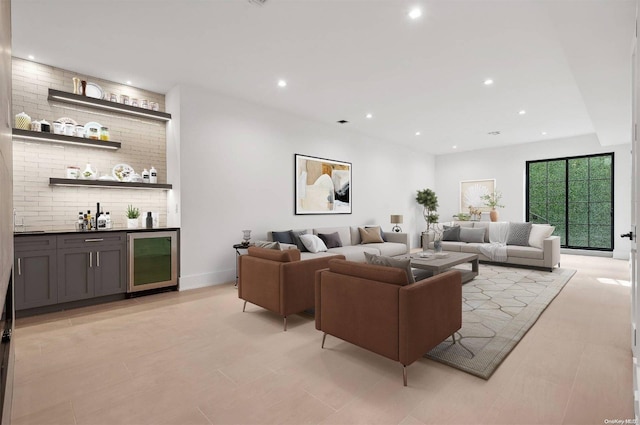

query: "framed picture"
(295, 154), (351, 215)
(460, 179), (495, 213)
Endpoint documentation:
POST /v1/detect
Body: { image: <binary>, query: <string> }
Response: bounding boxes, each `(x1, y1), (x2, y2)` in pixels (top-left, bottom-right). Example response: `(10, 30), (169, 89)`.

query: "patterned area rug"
(424, 264), (576, 379)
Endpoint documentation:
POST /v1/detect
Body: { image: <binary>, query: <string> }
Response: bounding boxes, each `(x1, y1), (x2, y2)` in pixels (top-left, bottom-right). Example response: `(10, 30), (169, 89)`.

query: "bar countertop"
(14, 227), (180, 237)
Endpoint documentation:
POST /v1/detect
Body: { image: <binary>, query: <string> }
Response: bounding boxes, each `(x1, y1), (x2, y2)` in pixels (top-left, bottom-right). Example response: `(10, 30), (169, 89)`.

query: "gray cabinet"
(56, 233), (126, 303)
(14, 236), (57, 310)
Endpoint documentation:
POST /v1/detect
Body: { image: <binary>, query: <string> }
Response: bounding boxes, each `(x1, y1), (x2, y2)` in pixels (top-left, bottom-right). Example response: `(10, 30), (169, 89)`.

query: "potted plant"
(416, 188), (442, 251)
(481, 190), (504, 222)
(126, 205), (140, 229)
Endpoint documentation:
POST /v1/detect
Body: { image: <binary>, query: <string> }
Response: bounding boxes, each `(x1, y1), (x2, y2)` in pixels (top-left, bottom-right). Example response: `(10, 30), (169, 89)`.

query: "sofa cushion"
(326, 245), (381, 262)
(460, 243), (483, 254)
(507, 222), (532, 246)
(300, 234), (328, 253)
(440, 241), (464, 252)
(460, 227), (485, 243)
(328, 259), (409, 286)
(442, 225), (461, 241)
(254, 240), (281, 250)
(359, 226), (384, 244)
(528, 224), (555, 249)
(290, 230), (310, 252)
(271, 230), (294, 244)
(363, 242), (407, 257)
(247, 246), (301, 262)
(364, 252), (415, 284)
(313, 227), (353, 247)
(366, 225), (387, 242)
(318, 232), (343, 249)
(506, 245), (544, 260)
(473, 222), (491, 243)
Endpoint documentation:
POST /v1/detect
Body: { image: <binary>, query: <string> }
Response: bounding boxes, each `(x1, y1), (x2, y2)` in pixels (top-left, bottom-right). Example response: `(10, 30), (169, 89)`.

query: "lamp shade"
(390, 214), (403, 224)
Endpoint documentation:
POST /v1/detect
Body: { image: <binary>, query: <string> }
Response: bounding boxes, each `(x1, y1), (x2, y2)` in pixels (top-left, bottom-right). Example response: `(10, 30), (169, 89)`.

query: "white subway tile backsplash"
(13, 58), (169, 232)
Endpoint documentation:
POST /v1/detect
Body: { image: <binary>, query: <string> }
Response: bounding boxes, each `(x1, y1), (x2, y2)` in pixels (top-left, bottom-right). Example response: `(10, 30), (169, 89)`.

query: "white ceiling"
(10, 0), (636, 155)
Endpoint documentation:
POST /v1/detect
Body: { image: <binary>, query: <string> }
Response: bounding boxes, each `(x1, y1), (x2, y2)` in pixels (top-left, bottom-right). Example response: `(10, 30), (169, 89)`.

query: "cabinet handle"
(89, 252), (92, 268)
(97, 251), (100, 267)
(17, 258), (21, 276)
(85, 238), (104, 242)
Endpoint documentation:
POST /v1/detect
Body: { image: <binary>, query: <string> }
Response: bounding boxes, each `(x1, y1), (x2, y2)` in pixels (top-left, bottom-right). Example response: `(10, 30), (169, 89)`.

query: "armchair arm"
(280, 254), (345, 316)
(238, 255), (285, 313)
(399, 270), (462, 366)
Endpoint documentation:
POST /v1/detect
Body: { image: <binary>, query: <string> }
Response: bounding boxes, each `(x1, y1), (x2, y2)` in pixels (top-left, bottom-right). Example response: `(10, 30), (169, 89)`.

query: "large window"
(526, 153), (614, 250)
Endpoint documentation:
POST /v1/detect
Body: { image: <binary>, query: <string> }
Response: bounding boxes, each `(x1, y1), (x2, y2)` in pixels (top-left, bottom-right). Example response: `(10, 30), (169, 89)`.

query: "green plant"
(481, 190), (504, 209)
(454, 213), (471, 221)
(415, 188), (439, 226)
(126, 205), (140, 219)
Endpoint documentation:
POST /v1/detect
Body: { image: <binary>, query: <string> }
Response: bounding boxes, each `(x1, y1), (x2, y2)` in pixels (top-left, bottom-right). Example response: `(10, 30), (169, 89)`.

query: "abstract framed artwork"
(295, 154), (351, 215)
(460, 179), (495, 213)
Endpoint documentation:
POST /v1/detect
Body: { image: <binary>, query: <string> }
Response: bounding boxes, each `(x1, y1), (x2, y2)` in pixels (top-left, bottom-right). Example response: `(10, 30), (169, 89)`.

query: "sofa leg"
(321, 332), (327, 348)
(403, 365), (407, 387)
(242, 300), (247, 312)
(283, 316), (287, 332)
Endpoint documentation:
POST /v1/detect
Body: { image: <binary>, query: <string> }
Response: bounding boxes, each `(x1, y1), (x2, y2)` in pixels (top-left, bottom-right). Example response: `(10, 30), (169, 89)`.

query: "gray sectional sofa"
(268, 226), (409, 262)
(424, 221), (561, 271)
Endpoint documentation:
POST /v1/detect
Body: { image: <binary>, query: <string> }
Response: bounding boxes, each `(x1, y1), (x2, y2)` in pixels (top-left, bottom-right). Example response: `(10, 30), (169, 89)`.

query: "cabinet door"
(14, 250), (57, 310)
(57, 248), (94, 302)
(94, 245), (126, 296)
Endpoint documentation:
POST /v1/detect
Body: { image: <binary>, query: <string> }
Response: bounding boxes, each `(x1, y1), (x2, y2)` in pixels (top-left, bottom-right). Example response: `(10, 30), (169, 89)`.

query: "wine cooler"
(127, 231), (179, 293)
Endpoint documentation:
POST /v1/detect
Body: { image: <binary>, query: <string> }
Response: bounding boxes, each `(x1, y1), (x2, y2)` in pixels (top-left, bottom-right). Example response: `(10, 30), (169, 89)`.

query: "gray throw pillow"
(442, 225), (461, 241)
(459, 227), (485, 243)
(272, 230), (294, 244)
(507, 222), (532, 246)
(289, 230), (310, 252)
(318, 232), (343, 249)
(364, 252), (415, 284)
(254, 240), (281, 250)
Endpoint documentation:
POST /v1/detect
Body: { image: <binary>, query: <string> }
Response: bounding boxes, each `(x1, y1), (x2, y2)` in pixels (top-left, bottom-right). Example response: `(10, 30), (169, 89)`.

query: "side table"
(233, 243), (252, 287)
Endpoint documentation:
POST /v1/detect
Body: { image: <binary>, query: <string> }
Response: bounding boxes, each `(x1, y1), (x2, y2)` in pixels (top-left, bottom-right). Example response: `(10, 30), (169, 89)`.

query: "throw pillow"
(299, 234), (328, 253)
(364, 252), (415, 284)
(359, 226), (384, 244)
(254, 240), (281, 250)
(272, 230), (294, 244)
(507, 222), (533, 246)
(289, 230), (310, 252)
(442, 225), (461, 241)
(318, 232), (343, 249)
(528, 224), (555, 249)
(459, 227), (485, 243)
(366, 225), (387, 242)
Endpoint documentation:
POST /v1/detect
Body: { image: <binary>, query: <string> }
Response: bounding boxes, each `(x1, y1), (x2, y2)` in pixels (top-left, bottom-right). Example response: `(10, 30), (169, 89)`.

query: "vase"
(490, 208), (499, 222)
(433, 240), (442, 253)
(127, 218), (139, 229)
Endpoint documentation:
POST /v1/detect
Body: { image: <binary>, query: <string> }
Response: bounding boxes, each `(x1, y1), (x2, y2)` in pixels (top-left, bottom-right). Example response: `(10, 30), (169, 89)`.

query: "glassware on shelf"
(99, 127), (109, 141)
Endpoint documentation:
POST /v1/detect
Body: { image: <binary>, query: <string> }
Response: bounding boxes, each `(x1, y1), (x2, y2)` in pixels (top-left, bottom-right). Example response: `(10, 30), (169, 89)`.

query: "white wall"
(169, 85), (436, 290)
(435, 133), (632, 259)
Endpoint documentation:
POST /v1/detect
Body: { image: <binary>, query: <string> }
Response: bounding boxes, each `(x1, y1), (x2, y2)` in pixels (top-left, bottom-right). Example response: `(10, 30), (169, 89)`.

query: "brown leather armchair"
(238, 247), (345, 331)
(315, 259), (462, 386)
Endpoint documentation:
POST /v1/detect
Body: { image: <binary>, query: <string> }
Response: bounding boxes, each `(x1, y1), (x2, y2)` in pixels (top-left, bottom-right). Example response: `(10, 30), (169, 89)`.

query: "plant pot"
(127, 218), (139, 229)
(490, 208), (499, 222)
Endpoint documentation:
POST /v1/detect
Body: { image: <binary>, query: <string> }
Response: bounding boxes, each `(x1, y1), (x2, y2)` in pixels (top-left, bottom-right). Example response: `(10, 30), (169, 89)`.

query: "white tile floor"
(11, 254), (634, 424)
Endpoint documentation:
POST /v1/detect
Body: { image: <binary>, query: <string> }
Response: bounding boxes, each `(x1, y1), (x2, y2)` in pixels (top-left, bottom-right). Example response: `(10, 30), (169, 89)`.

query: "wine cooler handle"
(89, 252), (92, 268)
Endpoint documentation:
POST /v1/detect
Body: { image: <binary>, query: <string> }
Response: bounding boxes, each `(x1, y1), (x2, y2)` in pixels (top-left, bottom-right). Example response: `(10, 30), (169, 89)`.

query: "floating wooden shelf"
(12, 128), (122, 150)
(47, 89), (172, 122)
(49, 178), (172, 190)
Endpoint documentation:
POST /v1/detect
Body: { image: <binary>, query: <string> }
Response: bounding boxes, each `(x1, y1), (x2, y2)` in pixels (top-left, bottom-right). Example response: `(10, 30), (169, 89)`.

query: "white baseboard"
(179, 269), (235, 291)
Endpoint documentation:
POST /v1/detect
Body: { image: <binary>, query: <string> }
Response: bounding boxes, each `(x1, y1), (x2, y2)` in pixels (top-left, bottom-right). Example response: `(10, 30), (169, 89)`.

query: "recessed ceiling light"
(27, 55), (34, 60)
(408, 8), (422, 19)
(277, 79), (287, 88)
(126, 81), (132, 85)
(518, 110), (526, 115)
(452, 145), (457, 149)
(415, 131), (421, 136)
(483, 79), (493, 85)
(542, 131), (547, 135)
(366, 113), (373, 119)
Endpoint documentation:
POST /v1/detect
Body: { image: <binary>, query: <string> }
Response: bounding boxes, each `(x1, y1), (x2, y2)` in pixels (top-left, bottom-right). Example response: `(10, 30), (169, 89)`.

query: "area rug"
(424, 264), (576, 379)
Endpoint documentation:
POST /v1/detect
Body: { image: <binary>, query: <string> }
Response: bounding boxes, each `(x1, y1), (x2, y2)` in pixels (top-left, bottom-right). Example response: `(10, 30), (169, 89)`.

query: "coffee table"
(408, 251), (479, 284)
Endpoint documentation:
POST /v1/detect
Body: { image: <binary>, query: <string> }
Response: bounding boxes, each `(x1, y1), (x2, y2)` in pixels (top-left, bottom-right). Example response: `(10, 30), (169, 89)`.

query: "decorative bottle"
(146, 212), (153, 228)
(149, 166), (157, 184)
(142, 168), (150, 183)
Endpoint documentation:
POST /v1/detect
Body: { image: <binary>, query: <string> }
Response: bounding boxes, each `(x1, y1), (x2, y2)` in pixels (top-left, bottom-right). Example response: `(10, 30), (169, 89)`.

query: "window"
(526, 153), (614, 250)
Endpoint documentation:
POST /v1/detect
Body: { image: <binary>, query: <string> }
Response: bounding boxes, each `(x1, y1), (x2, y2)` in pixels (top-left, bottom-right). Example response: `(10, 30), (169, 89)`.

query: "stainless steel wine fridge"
(127, 230), (179, 293)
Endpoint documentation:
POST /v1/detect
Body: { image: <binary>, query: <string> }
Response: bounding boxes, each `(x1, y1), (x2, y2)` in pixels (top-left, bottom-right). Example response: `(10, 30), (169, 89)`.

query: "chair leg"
(403, 365), (407, 387)
(242, 300), (247, 312)
(283, 316), (287, 331)
(321, 332), (327, 348)
(452, 332), (456, 344)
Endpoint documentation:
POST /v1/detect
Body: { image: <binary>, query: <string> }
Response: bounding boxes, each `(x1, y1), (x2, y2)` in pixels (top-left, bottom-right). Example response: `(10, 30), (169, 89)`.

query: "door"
(14, 250), (57, 310)
(57, 248), (94, 302)
(94, 245), (126, 296)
